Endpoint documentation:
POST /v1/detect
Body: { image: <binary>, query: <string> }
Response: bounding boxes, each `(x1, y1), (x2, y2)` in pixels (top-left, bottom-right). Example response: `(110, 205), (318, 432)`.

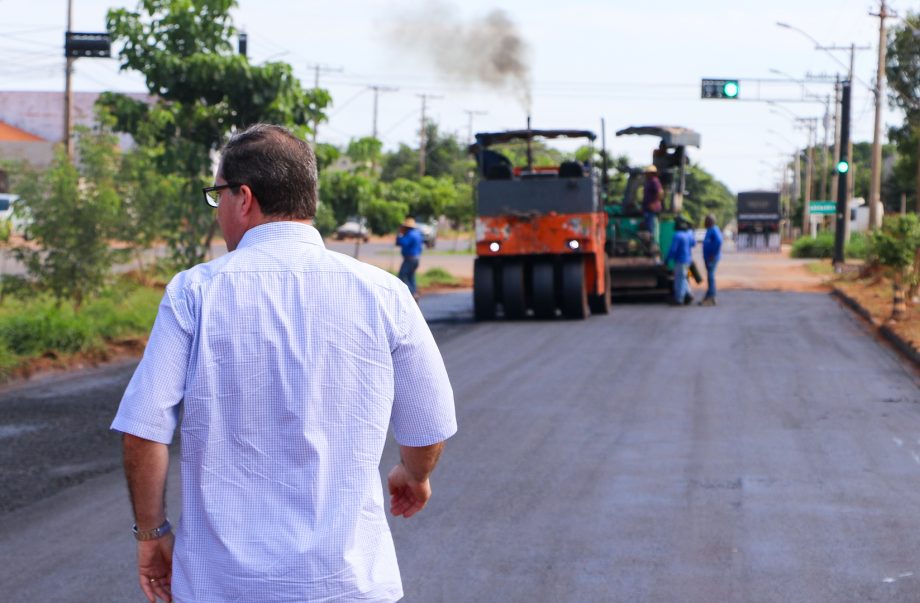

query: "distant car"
(694, 228), (706, 243)
(0, 193), (29, 239)
(417, 221), (438, 249)
(0, 194), (14, 222)
(335, 218), (369, 242)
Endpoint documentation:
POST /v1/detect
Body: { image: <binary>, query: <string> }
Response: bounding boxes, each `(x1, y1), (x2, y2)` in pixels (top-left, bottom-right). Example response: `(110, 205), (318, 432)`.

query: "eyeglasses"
(202, 183), (242, 208)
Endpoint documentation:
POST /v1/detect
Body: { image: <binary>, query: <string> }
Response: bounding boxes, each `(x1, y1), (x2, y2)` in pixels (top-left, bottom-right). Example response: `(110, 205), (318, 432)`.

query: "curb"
(879, 325), (920, 367)
(831, 287), (920, 370)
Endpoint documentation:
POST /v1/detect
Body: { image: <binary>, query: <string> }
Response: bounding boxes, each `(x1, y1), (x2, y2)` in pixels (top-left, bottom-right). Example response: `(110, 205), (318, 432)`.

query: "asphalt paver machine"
(605, 125), (701, 299)
(470, 128), (610, 320)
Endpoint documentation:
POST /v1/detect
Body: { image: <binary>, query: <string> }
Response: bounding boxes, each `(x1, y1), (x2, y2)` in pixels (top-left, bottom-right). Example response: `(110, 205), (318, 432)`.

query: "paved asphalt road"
(1, 288), (919, 601)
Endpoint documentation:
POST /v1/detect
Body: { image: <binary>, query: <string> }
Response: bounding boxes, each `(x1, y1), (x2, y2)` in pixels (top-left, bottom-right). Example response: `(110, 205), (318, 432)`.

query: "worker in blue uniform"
(700, 214), (723, 306)
(396, 216), (424, 300)
(665, 218), (696, 306)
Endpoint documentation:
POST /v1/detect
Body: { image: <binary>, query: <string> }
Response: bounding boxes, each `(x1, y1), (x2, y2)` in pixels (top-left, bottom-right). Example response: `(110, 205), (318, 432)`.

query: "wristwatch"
(132, 518), (172, 541)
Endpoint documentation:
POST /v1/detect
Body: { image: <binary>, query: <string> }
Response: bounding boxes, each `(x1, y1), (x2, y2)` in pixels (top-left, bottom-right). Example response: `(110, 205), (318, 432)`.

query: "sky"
(0, 0), (911, 194)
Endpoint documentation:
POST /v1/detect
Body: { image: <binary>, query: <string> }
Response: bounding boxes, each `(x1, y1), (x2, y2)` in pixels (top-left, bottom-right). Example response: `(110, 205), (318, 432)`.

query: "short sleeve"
(110, 285), (193, 445)
(390, 289), (457, 447)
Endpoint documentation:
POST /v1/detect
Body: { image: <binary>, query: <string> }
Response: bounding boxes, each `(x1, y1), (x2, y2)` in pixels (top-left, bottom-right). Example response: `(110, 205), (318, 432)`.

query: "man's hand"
(387, 442), (444, 518)
(137, 533), (174, 602)
(387, 462), (432, 518)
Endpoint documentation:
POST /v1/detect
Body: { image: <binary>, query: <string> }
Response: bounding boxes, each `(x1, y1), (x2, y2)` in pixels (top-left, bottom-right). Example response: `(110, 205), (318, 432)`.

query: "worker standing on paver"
(641, 165), (664, 235)
(396, 215), (424, 301)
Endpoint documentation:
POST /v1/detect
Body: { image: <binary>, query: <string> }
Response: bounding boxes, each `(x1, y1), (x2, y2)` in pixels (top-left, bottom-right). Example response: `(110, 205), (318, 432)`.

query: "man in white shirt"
(112, 123), (457, 603)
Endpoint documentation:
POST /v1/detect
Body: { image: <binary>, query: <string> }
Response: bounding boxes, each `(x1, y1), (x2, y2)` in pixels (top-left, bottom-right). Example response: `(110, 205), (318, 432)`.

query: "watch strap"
(132, 518), (172, 541)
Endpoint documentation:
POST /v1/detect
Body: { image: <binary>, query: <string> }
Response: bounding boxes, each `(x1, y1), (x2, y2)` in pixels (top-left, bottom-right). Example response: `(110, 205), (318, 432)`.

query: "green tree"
(312, 202), (338, 237)
(378, 176), (457, 221)
(314, 143), (342, 172)
(380, 178), (421, 212)
(117, 143), (181, 273)
(101, 0), (330, 269)
(380, 123), (473, 183)
(346, 137), (383, 173)
(886, 11), (920, 211)
(318, 171), (376, 226)
(442, 181), (474, 230)
(422, 123), (472, 181)
(380, 144), (419, 182)
(682, 164), (735, 227)
(414, 176), (458, 219)
(868, 214), (920, 320)
(363, 197), (408, 236)
(12, 127), (125, 309)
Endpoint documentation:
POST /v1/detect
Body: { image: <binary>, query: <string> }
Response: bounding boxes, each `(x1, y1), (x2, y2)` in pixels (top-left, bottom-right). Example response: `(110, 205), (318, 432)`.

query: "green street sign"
(809, 201), (837, 215)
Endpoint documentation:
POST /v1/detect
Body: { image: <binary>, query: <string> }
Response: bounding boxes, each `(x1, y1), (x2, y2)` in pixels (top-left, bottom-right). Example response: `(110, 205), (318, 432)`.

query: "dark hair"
(219, 124), (318, 219)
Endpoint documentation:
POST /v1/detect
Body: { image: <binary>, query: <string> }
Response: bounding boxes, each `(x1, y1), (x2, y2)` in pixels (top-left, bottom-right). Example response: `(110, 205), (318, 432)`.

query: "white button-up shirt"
(112, 222), (457, 602)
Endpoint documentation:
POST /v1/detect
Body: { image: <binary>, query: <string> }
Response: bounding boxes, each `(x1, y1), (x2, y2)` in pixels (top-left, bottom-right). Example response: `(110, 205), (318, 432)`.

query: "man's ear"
(239, 184), (257, 216)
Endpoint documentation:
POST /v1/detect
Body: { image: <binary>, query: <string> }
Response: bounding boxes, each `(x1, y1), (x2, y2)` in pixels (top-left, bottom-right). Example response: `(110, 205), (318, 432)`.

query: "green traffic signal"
(836, 160), (850, 174)
(722, 81), (739, 98)
(701, 79), (741, 99)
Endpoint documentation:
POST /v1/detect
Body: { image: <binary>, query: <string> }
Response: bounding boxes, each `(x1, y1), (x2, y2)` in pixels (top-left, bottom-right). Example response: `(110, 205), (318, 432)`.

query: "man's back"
(115, 222), (455, 602)
(667, 229), (694, 265)
(703, 225), (723, 260)
(642, 175), (663, 211)
(397, 227), (424, 257)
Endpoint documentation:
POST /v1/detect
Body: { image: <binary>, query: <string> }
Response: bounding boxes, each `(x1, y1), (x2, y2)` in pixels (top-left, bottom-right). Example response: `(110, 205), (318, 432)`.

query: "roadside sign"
(809, 201), (836, 215)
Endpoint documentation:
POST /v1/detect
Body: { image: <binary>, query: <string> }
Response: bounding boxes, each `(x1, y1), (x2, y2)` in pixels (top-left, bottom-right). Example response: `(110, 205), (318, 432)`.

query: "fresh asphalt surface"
(1, 288), (919, 602)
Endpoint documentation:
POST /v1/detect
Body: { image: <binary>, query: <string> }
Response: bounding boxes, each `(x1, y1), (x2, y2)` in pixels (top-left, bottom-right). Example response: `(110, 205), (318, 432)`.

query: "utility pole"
(306, 63), (343, 142)
(798, 118), (817, 236)
(830, 78), (842, 204)
(60, 5), (111, 161)
(463, 109), (487, 146)
(63, 0), (74, 159)
(821, 94), (831, 201)
(368, 85), (398, 140)
(846, 44), (856, 243)
(834, 81), (852, 266)
(792, 150), (801, 238)
(822, 43), (868, 241)
(417, 93), (442, 177)
(869, 1), (893, 230)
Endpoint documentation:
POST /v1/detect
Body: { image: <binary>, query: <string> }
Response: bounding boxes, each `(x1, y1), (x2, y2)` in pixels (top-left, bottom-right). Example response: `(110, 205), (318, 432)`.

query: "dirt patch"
(715, 249), (831, 294)
(420, 276), (472, 296)
(5, 338), (147, 384)
(834, 274), (920, 351)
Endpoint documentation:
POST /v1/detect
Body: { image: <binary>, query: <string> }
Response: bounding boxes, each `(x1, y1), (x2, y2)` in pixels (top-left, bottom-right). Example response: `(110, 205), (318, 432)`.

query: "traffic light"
(836, 159), (849, 174)
(701, 79), (740, 99)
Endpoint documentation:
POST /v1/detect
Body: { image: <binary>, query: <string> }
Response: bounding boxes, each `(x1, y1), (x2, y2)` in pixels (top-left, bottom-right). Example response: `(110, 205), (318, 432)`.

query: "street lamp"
(776, 22), (854, 77)
(769, 67), (800, 81)
(767, 128), (798, 149)
(768, 101), (801, 120)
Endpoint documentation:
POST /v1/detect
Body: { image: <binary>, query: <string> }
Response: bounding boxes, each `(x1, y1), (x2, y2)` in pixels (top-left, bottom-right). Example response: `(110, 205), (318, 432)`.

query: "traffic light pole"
(63, 0), (74, 159)
(833, 81), (851, 266)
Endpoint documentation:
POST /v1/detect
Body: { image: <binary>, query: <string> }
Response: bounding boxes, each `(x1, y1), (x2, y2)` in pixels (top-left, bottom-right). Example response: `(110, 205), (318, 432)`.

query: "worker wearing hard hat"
(641, 164), (664, 235)
(396, 215), (424, 301)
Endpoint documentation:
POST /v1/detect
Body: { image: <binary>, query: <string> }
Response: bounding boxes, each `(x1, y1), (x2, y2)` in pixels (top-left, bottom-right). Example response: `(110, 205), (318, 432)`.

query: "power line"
(328, 88), (368, 118)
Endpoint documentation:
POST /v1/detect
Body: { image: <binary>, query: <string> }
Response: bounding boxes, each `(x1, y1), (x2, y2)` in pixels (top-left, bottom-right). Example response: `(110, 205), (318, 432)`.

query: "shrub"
(791, 233), (835, 258)
(0, 278), (162, 381)
(790, 232), (869, 259)
(418, 267), (459, 288)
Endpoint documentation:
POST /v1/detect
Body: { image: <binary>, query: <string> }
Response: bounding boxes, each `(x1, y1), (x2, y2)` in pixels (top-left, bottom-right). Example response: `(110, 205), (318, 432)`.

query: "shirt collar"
(236, 221), (325, 250)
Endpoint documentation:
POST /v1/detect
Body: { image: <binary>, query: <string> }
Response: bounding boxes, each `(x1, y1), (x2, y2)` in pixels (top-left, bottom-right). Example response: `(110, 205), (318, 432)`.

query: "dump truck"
(604, 126), (701, 299)
(470, 128), (610, 320)
(736, 190), (782, 251)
